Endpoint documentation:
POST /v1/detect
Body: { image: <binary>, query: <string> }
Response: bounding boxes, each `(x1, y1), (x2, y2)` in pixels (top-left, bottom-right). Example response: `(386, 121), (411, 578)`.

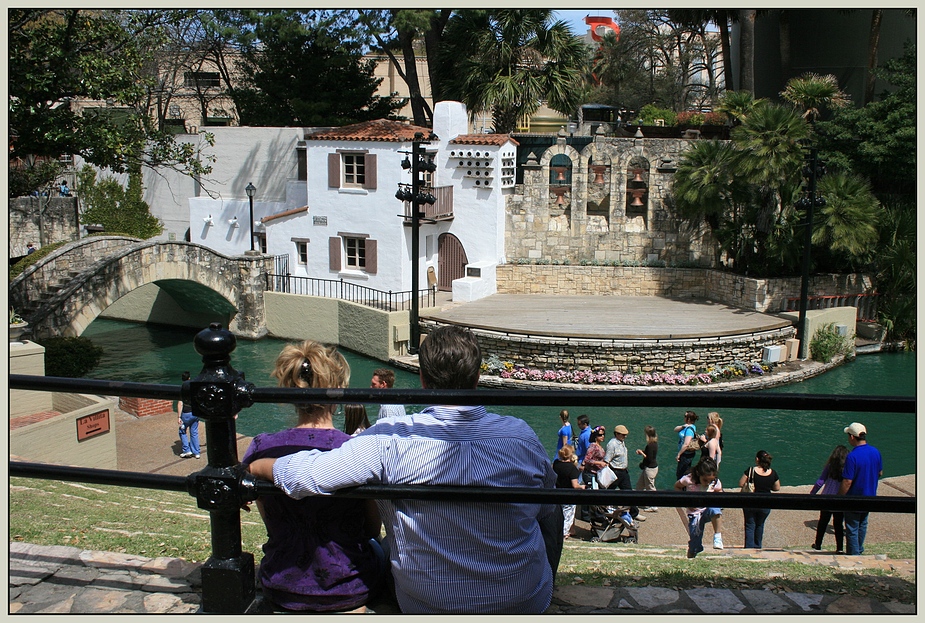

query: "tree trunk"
(738, 9), (756, 94)
(423, 9), (451, 107)
(398, 28), (428, 127)
(865, 9), (883, 104)
(778, 10), (791, 81)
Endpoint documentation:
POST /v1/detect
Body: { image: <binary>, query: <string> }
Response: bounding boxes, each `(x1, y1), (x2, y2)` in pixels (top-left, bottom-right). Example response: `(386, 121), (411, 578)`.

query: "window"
(344, 154), (366, 187)
(254, 232), (267, 254)
(329, 235), (377, 274)
(296, 241), (308, 265)
(184, 72), (220, 88)
(345, 237), (365, 269)
(328, 152), (377, 190)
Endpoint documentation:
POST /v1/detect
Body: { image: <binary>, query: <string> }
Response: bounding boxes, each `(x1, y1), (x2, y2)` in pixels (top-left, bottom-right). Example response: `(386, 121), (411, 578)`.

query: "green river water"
(82, 319), (916, 487)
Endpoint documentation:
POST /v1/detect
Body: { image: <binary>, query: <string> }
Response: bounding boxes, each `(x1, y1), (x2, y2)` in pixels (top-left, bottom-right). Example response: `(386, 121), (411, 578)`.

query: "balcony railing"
(266, 275), (435, 311)
(402, 184), (453, 223)
(8, 323), (916, 613)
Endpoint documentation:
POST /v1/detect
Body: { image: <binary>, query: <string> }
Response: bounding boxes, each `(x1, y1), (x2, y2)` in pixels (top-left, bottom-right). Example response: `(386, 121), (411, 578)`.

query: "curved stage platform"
(420, 295), (797, 373)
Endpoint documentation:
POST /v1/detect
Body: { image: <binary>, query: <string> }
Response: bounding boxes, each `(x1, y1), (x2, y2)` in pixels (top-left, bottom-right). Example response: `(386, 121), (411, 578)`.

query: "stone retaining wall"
(8, 196), (81, 257)
(496, 265), (874, 313)
(421, 319), (796, 374)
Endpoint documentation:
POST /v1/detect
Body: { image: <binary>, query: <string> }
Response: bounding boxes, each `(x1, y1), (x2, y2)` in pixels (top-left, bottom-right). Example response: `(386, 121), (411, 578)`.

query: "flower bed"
(480, 355), (772, 387)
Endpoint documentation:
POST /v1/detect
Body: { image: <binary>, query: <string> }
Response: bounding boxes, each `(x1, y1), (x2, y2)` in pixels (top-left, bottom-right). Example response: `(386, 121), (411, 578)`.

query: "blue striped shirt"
(272, 405), (556, 614)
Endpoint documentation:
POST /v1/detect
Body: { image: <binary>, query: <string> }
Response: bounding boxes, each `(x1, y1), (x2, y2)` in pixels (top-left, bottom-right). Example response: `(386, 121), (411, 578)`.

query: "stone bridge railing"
(10, 236), (142, 316)
(11, 238), (273, 340)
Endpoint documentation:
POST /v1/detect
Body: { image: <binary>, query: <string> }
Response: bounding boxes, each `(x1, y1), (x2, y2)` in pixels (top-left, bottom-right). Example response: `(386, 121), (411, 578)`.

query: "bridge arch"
(13, 239), (272, 339)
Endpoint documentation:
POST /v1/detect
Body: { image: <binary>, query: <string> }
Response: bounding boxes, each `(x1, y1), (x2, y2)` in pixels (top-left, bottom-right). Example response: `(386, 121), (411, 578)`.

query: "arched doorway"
(437, 233), (467, 292)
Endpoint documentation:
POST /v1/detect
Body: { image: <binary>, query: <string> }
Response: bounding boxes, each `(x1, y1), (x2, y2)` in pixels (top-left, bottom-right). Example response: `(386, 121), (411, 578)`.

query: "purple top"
(810, 465), (842, 496)
(242, 428), (379, 611)
(583, 444), (605, 474)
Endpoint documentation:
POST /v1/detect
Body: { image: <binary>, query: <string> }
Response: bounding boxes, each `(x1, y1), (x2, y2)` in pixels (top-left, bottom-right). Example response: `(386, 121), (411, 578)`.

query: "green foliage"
(780, 73), (850, 122)
(228, 10), (404, 126)
(809, 323), (853, 364)
(36, 336), (105, 378)
(715, 90), (765, 125)
(8, 160), (64, 198)
(9, 10), (213, 178)
(436, 9), (587, 133)
(813, 173), (879, 265)
(635, 104), (677, 126)
(77, 166), (163, 239)
(816, 43), (916, 197)
(9, 241), (68, 281)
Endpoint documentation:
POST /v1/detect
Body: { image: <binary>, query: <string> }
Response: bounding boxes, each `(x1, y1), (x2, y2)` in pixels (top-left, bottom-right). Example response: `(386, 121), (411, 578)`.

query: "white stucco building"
(187, 101), (515, 301)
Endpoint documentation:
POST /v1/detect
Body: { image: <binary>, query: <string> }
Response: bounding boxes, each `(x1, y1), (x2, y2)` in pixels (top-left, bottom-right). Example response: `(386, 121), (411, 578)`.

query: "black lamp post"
(245, 182), (256, 252)
(397, 132), (436, 354)
(796, 146), (825, 359)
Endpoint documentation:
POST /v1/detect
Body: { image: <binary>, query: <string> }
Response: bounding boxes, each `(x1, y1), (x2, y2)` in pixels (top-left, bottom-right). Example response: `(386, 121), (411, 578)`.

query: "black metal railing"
(265, 275), (436, 311)
(785, 293), (880, 322)
(9, 323), (915, 614)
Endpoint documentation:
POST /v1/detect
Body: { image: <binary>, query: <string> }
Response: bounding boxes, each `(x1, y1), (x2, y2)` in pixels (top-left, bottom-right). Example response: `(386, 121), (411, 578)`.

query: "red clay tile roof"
(260, 206), (309, 224)
(305, 119), (435, 142)
(449, 134), (519, 146)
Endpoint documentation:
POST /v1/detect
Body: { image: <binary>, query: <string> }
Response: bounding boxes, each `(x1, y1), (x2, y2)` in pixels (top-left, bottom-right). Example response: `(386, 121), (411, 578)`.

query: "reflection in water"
(82, 320), (915, 485)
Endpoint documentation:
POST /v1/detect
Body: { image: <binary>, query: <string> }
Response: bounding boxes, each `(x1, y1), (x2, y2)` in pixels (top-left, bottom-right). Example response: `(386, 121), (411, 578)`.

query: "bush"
(36, 336), (104, 378)
(809, 323), (854, 363)
(77, 165), (162, 239)
(635, 104), (677, 126)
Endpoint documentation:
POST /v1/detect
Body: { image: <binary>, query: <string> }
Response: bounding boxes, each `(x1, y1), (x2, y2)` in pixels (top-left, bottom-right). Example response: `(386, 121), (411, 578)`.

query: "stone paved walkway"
(9, 541), (914, 614)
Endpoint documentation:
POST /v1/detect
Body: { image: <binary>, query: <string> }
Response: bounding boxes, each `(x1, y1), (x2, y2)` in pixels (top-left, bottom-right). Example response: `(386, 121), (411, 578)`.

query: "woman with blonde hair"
(242, 340), (383, 612)
(553, 444), (585, 538)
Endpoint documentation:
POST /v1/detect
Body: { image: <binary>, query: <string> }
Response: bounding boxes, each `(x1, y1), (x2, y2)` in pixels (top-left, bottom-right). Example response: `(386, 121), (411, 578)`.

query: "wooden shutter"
(365, 239), (377, 274)
(363, 154), (377, 189)
(328, 236), (341, 271)
(328, 153), (340, 188)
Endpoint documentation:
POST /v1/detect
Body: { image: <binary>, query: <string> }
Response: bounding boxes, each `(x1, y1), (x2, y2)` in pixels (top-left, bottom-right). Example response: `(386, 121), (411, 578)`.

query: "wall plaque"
(76, 410), (110, 441)
(313, 216), (327, 226)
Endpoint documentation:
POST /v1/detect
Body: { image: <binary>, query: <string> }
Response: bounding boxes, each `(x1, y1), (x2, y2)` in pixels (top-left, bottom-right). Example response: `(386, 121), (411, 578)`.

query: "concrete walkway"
(9, 540), (914, 614)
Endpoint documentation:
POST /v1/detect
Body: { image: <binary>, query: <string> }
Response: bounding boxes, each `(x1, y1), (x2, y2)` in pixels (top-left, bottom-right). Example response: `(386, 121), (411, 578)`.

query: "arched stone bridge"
(10, 236), (273, 339)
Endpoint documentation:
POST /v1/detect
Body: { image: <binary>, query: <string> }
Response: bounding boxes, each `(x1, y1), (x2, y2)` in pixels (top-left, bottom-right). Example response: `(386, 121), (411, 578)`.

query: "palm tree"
(814, 172), (879, 260)
(436, 9), (587, 133)
(715, 90), (764, 125)
(781, 73), (850, 122)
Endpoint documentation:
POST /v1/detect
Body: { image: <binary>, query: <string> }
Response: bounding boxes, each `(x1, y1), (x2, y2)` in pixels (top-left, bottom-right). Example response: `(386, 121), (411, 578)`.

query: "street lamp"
(245, 182), (256, 252)
(796, 146), (826, 359)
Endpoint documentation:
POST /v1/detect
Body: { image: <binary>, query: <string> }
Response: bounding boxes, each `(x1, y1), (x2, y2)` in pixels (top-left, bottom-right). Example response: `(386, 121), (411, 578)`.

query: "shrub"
(77, 165), (162, 239)
(36, 336), (104, 378)
(635, 104), (677, 126)
(676, 111), (705, 126)
(809, 323), (854, 363)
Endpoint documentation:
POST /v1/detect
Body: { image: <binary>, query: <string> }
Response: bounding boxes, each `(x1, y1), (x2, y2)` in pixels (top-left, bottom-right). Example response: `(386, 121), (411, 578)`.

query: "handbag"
(740, 467), (755, 493)
(596, 465), (617, 489)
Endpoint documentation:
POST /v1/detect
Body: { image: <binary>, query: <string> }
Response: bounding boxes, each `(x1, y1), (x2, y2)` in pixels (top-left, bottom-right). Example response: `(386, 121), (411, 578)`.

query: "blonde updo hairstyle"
(272, 340), (350, 422)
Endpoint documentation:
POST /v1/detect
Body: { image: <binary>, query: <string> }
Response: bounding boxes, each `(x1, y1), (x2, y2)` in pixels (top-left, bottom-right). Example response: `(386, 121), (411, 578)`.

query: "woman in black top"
(738, 450), (781, 548)
(553, 445), (585, 539)
(635, 425), (658, 511)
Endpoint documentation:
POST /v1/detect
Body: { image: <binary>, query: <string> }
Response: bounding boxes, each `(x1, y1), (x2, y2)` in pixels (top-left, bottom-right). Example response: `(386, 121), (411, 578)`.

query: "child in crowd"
(343, 404), (371, 436)
(674, 457), (723, 559)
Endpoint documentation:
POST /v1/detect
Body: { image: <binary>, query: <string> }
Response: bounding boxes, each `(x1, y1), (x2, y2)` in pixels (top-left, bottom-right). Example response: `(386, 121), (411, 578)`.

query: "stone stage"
(420, 295), (797, 373)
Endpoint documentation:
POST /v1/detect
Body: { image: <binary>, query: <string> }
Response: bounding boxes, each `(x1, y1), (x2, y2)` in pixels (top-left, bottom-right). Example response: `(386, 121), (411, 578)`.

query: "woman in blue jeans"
(738, 450), (780, 548)
(177, 371), (200, 459)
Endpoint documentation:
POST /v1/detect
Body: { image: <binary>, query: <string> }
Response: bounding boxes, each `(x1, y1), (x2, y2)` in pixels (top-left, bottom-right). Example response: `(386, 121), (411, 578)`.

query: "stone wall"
(497, 265), (874, 313)
(8, 196), (81, 257)
(506, 134), (715, 266)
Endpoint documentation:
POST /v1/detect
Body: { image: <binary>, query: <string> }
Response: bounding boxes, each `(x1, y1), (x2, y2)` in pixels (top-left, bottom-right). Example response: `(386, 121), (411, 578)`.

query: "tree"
(356, 10), (453, 126)
(436, 10), (587, 133)
(225, 11), (403, 126)
(77, 165), (163, 239)
(780, 73), (850, 122)
(9, 9), (213, 186)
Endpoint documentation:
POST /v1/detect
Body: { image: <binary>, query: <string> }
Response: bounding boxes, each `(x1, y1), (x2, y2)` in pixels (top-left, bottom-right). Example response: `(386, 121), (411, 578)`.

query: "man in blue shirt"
(839, 422), (882, 555)
(574, 414), (591, 468)
(249, 325), (561, 613)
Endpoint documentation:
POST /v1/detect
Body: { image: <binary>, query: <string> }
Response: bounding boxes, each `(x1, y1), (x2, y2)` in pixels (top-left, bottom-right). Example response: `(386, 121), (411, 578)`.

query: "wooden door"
(437, 233), (467, 292)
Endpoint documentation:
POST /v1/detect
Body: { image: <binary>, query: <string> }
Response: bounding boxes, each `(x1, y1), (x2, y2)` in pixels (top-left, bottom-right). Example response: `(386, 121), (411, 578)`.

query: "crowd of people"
(173, 329), (884, 614)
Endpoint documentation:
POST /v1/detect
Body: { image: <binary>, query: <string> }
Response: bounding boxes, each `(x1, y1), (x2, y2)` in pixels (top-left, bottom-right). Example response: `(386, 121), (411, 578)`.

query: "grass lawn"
(10, 477), (916, 604)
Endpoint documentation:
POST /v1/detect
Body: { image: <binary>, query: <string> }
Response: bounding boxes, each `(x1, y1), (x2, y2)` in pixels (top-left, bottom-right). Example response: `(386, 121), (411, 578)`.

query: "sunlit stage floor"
(422, 294), (793, 340)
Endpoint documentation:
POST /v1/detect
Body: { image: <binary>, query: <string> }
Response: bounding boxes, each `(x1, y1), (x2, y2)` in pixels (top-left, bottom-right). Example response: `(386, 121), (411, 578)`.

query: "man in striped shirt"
(249, 325), (561, 613)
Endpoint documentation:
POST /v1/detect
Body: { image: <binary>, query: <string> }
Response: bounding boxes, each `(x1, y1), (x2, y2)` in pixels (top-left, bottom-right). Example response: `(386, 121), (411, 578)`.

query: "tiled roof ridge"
(449, 134), (519, 146)
(305, 119), (434, 142)
(260, 206), (309, 224)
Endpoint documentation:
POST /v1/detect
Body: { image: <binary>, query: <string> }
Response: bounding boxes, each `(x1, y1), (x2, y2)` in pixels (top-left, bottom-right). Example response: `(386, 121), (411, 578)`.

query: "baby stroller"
(588, 505), (638, 543)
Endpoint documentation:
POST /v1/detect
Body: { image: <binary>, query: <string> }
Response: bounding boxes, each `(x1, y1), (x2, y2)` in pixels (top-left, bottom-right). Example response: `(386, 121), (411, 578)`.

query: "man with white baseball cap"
(839, 422), (882, 555)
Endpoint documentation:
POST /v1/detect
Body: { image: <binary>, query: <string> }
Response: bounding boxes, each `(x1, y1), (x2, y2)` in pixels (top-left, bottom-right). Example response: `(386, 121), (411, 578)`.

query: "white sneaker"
(635, 513), (647, 521)
(713, 534), (724, 550)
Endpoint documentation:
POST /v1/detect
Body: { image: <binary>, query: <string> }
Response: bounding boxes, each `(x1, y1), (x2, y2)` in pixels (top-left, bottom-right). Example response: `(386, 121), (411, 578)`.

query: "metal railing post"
(182, 323), (257, 614)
